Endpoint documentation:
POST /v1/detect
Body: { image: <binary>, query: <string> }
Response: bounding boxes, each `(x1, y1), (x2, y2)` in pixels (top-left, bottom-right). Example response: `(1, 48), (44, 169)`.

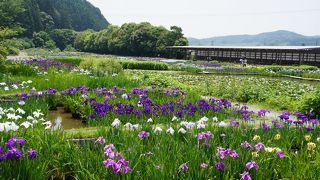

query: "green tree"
(74, 30), (96, 52)
(43, 39), (56, 49)
(0, 0), (24, 28)
(50, 29), (76, 50)
(33, 31), (51, 47)
(0, 0), (25, 60)
(40, 12), (54, 31)
(174, 37), (188, 46)
(74, 22), (188, 57)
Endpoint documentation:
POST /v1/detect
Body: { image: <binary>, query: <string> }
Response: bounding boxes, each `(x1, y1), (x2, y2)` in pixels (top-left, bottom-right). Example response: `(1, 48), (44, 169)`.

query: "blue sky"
(88, 0), (320, 38)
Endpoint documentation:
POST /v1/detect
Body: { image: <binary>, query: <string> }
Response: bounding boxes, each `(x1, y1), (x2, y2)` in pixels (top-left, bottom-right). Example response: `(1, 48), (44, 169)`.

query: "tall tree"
(50, 29), (76, 50)
(0, 0), (25, 60)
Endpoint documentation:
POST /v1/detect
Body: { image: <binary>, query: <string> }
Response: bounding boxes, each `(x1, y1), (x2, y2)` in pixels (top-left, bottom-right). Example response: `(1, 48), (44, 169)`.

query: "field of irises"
(1, 58), (320, 179)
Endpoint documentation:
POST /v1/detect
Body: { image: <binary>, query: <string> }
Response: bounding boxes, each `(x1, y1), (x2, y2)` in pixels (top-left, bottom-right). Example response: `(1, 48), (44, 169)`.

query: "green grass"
(119, 60), (169, 71)
(52, 57), (83, 66)
(2, 123), (320, 179)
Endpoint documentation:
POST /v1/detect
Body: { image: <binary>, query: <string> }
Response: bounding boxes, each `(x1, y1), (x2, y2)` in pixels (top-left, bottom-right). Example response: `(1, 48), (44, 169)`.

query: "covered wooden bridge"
(167, 46), (320, 66)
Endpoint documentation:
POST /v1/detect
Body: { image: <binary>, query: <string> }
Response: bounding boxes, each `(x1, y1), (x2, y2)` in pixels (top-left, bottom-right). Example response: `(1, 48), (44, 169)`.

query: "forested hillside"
(19, 0), (109, 36)
(0, 0), (187, 58)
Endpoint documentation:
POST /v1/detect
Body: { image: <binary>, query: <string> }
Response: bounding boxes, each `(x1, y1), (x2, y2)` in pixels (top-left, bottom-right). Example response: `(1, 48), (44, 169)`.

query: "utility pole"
(211, 40), (214, 46)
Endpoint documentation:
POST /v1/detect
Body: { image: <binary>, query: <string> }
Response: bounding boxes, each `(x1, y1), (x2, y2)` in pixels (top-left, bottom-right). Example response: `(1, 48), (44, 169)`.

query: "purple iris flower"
(230, 121), (240, 126)
(138, 131), (150, 139)
(277, 151), (285, 158)
(6, 137), (26, 149)
(279, 112), (290, 120)
(217, 147), (239, 159)
(112, 162), (122, 174)
(179, 163), (189, 173)
(118, 159), (129, 167)
(293, 120), (303, 125)
(200, 163), (208, 169)
(215, 162), (225, 170)
(103, 144), (132, 175)
(306, 126), (314, 132)
(122, 166), (132, 174)
(16, 93), (29, 100)
(258, 109), (270, 117)
(240, 171), (251, 180)
(310, 119), (318, 124)
(276, 123), (283, 129)
(104, 144), (115, 158)
(47, 88), (57, 95)
(198, 131), (213, 146)
(5, 148), (22, 160)
(245, 161), (259, 171)
(240, 141), (252, 149)
(286, 119), (293, 124)
(255, 143), (265, 151)
(242, 115), (251, 121)
(197, 131), (213, 141)
(28, 149), (37, 159)
(307, 112), (314, 117)
(95, 137), (106, 145)
(103, 159), (116, 168)
(0, 155), (5, 161)
(262, 123), (270, 130)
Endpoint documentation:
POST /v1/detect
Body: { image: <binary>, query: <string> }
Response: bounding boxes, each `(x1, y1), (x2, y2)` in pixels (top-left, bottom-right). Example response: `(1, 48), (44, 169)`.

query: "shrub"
(170, 66), (202, 73)
(53, 57), (83, 66)
(301, 73), (320, 79)
(64, 45), (77, 52)
(4, 62), (37, 76)
(0, 58), (5, 79)
(263, 65), (319, 72)
(79, 58), (95, 70)
(299, 86), (320, 114)
(119, 60), (168, 70)
(79, 58), (123, 76)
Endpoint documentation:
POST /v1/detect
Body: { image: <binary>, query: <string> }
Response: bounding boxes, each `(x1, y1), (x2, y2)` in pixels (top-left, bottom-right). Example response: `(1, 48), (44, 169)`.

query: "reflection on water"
(52, 116), (62, 130)
(48, 107), (86, 130)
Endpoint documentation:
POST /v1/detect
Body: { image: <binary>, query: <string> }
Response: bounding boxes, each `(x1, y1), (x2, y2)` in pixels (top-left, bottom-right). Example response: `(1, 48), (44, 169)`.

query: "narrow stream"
(48, 107), (86, 130)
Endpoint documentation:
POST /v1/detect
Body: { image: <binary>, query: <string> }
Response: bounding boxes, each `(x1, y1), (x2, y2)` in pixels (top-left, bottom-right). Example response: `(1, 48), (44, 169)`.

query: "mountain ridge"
(188, 30), (320, 46)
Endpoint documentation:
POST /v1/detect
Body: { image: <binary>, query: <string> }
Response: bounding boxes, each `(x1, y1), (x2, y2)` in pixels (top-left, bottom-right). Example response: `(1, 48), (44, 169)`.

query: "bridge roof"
(168, 46), (320, 51)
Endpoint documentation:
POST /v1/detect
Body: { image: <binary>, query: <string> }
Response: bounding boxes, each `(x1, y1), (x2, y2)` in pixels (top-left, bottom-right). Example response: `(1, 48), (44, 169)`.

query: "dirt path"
(6, 51), (30, 61)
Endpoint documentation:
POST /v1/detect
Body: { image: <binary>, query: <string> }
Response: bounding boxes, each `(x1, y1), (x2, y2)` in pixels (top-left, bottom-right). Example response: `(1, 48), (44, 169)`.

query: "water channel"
(48, 107), (86, 130)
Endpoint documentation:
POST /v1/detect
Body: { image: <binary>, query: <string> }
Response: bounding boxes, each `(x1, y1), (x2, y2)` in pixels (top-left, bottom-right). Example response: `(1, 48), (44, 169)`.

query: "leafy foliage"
(18, 0), (109, 36)
(79, 58), (123, 76)
(74, 23), (188, 57)
(119, 60), (169, 70)
(0, 0), (25, 59)
(49, 29), (77, 50)
(53, 57), (83, 66)
(299, 86), (320, 115)
(32, 29), (77, 50)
